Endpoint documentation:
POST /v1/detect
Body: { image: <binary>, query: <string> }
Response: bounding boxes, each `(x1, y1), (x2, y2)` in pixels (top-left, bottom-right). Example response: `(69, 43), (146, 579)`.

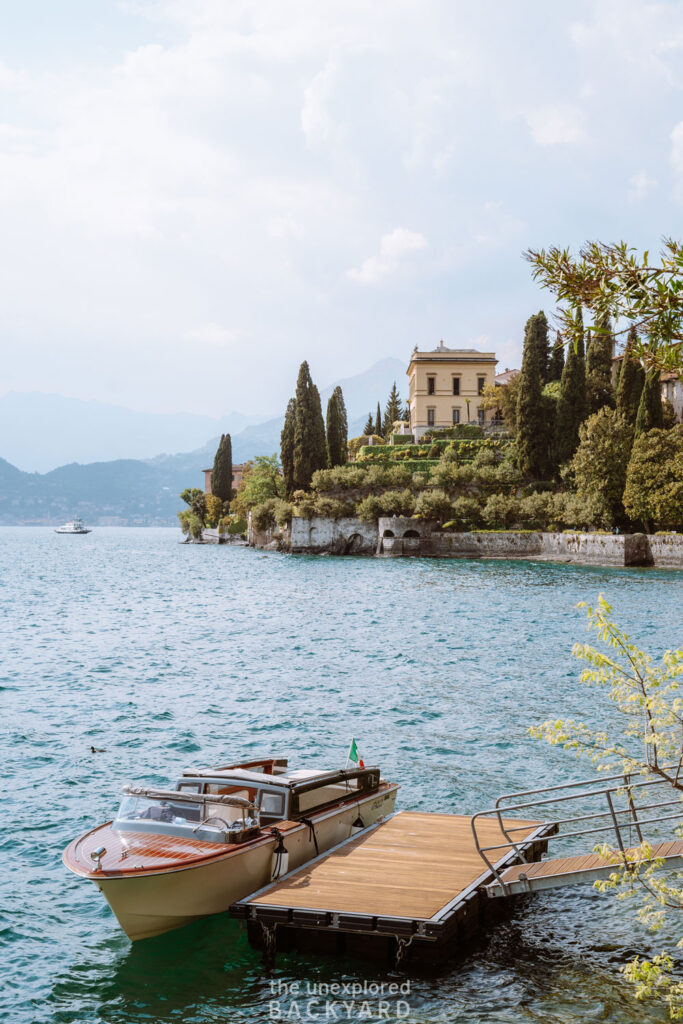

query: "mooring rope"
(300, 817), (319, 856)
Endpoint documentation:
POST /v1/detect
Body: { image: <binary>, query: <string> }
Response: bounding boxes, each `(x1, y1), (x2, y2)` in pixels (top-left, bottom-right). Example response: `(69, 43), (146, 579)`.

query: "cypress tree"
(311, 383), (328, 469)
(363, 412), (374, 436)
(586, 316), (615, 413)
(374, 402), (382, 437)
(517, 311), (552, 477)
(635, 370), (664, 437)
(382, 382), (404, 434)
(292, 361), (328, 491)
(280, 398), (296, 497)
(334, 385), (347, 451)
(211, 433), (233, 502)
(615, 326), (645, 425)
(326, 386), (348, 467)
(548, 332), (565, 381)
(555, 312), (587, 466)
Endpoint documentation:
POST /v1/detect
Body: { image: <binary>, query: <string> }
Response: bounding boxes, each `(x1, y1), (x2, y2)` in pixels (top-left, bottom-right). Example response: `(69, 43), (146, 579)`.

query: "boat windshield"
(115, 793), (202, 827)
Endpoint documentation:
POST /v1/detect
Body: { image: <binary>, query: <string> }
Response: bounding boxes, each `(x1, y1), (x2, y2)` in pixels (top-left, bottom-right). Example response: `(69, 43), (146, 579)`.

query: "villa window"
(477, 408), (485, 425)
(477, 376), (486, 396)
(452, 377), (460, 396)
(452, 408), (460, 424)
(427, 408), (435, 427)
(427, 376), (435, 395)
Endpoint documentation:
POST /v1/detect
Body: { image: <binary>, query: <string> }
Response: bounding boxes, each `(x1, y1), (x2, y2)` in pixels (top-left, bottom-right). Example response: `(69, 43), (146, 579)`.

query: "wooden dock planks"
(244, 811), (542, 922)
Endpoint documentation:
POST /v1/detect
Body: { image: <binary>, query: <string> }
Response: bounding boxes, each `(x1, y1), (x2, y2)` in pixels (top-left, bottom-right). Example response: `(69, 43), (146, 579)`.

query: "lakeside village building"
(406, 341), (513, 439)
(203, 464), (246, 496)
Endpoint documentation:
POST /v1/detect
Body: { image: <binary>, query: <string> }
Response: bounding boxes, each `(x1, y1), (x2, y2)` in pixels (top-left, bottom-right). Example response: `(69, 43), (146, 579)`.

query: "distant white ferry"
(55, 516), (92, 535)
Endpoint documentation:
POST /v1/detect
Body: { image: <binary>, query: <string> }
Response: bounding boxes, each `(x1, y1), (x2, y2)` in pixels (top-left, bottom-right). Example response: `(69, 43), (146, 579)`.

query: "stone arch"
(344, 533), (363, 555)
(403, 529), (420, 539)
(382, 529), (395, 538)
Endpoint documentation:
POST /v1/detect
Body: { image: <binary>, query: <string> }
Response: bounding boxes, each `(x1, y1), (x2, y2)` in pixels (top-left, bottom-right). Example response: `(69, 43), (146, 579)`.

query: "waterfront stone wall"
(646, 533), (683, 568)
(290, 516), (377, 554)
(432, 531), (542, 559)
(538, 532), (652, 566)
(247, 517), (683, 568)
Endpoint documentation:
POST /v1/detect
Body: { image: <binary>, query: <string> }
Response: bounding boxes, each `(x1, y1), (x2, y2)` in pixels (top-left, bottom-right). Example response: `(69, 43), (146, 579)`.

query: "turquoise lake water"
(1, 527), (682, 1024)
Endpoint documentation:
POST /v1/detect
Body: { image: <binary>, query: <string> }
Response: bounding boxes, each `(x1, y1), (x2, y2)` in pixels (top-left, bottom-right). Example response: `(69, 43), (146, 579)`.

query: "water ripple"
(0, 527), (680, 1024)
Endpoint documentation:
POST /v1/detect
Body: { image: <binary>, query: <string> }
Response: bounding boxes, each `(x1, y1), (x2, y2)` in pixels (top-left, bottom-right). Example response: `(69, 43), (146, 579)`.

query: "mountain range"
(0, 358), (407, 525)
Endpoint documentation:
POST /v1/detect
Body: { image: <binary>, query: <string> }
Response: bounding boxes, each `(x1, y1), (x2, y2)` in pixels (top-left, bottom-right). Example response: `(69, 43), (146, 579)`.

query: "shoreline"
(245, 515), (683, 570)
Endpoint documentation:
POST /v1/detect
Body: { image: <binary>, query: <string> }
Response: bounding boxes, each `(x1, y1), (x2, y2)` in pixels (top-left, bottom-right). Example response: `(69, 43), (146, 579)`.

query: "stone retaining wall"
(248, 517), (683, 568)
(538, 532), (652, 566)
(290, 516), (377, 554)
(646, 533), (683, 568)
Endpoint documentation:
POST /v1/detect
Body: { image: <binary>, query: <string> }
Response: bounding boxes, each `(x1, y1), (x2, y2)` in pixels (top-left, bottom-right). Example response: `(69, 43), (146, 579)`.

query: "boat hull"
(77, 786), (397, 941)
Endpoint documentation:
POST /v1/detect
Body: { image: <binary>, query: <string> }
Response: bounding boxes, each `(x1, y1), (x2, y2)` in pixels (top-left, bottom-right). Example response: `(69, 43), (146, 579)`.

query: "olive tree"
(525, 240), (683, 374)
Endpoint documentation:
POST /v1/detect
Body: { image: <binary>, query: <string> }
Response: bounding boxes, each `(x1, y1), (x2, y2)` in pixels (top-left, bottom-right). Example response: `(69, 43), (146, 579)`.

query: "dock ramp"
(472, 766), (683, 898)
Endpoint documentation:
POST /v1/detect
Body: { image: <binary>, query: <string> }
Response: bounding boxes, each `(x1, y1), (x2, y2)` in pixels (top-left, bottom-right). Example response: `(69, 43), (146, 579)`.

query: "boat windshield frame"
(112, 785), (261, 845)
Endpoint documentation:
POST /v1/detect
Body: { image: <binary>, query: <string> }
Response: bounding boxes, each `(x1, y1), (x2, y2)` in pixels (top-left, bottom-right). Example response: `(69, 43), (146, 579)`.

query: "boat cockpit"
(112, 758), (382, 846)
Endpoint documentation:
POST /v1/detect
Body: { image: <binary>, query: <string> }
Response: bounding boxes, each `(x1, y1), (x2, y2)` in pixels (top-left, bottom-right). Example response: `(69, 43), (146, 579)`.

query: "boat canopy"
(123, 784), (257, 811)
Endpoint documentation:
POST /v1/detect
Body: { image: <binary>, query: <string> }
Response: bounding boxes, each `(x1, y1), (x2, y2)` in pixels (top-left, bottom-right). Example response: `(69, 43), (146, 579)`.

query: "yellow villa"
(407, 341), (498, 438)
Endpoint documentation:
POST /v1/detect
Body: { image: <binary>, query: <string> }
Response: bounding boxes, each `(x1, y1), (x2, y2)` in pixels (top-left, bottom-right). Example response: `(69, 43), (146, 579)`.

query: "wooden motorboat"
(63, 756), (398, 941)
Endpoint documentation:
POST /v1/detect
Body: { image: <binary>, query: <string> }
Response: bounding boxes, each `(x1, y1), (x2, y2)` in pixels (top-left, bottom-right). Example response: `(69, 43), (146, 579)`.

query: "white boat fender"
(350, 814), (365, 835)
(269, 829), (289, 880)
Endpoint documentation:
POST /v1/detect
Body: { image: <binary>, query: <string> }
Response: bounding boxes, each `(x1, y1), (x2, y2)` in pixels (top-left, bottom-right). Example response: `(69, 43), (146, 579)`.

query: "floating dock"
(231, 811), (553, 962)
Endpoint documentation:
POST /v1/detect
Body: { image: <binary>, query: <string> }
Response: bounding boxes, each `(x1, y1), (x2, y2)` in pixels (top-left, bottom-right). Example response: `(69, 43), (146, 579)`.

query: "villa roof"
(408, 341), (497, 370)
(495, 368), (520, 385)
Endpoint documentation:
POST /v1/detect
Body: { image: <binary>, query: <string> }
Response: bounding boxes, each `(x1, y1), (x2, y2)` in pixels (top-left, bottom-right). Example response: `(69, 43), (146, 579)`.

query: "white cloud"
(2, 1), (683, 417)
(522, 104), (584, 146)
(628, 171), (657, 202)
(184, 324), (246, 346)
(301, 59), (340, 149)
(346, 228), (427, 285)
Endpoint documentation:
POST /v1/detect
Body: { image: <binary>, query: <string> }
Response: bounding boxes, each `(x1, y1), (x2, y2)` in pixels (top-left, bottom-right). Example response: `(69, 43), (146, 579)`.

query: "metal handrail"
(486, 795), (682, 835)
(491, 763), (680, 806)
(471, 768), (683, 894)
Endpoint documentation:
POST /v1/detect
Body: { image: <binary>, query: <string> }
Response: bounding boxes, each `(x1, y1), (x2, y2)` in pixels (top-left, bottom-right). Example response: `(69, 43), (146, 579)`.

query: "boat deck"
(232, 811), (551, 952)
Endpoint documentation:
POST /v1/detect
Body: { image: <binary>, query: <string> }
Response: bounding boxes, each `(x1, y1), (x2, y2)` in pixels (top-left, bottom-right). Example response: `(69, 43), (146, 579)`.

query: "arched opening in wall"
(309, 526), (318, 545)
(382, 529), (395, 538)
(344, 533), (363, 555)
(403, 529), (420, 539)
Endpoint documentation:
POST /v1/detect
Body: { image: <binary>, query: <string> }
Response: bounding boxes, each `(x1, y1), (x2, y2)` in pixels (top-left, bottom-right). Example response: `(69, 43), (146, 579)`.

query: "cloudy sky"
(2, 0), (683, 417)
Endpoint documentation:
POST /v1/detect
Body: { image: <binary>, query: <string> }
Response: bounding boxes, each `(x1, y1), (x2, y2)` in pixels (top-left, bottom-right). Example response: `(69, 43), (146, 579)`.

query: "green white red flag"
(346, 738), (365, 769)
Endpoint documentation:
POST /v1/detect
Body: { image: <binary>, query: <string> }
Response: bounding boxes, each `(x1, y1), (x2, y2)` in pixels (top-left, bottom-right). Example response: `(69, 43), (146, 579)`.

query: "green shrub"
(251, 498), (292, 532)
(364, 464), (413, 490)
(423, 424), (484, 440)
(204, 493), (224, 527)
(450, 497), (485, 531)
(228, 517), (247, 535)
(519, 492), (553, 530)
(413, 489), (453, 522)
(313, 496), (354, 520)
(483, 493), (521, 529)
(355, 489), (415, 521)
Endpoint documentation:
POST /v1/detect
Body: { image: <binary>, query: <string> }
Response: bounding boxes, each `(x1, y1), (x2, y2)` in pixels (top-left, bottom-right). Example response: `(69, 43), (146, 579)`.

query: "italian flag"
(347, 738), (365, 769)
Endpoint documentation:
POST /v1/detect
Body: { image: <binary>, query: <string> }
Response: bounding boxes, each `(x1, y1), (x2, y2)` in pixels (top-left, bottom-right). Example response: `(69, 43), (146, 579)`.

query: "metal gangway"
(471, 766), (683, 898)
